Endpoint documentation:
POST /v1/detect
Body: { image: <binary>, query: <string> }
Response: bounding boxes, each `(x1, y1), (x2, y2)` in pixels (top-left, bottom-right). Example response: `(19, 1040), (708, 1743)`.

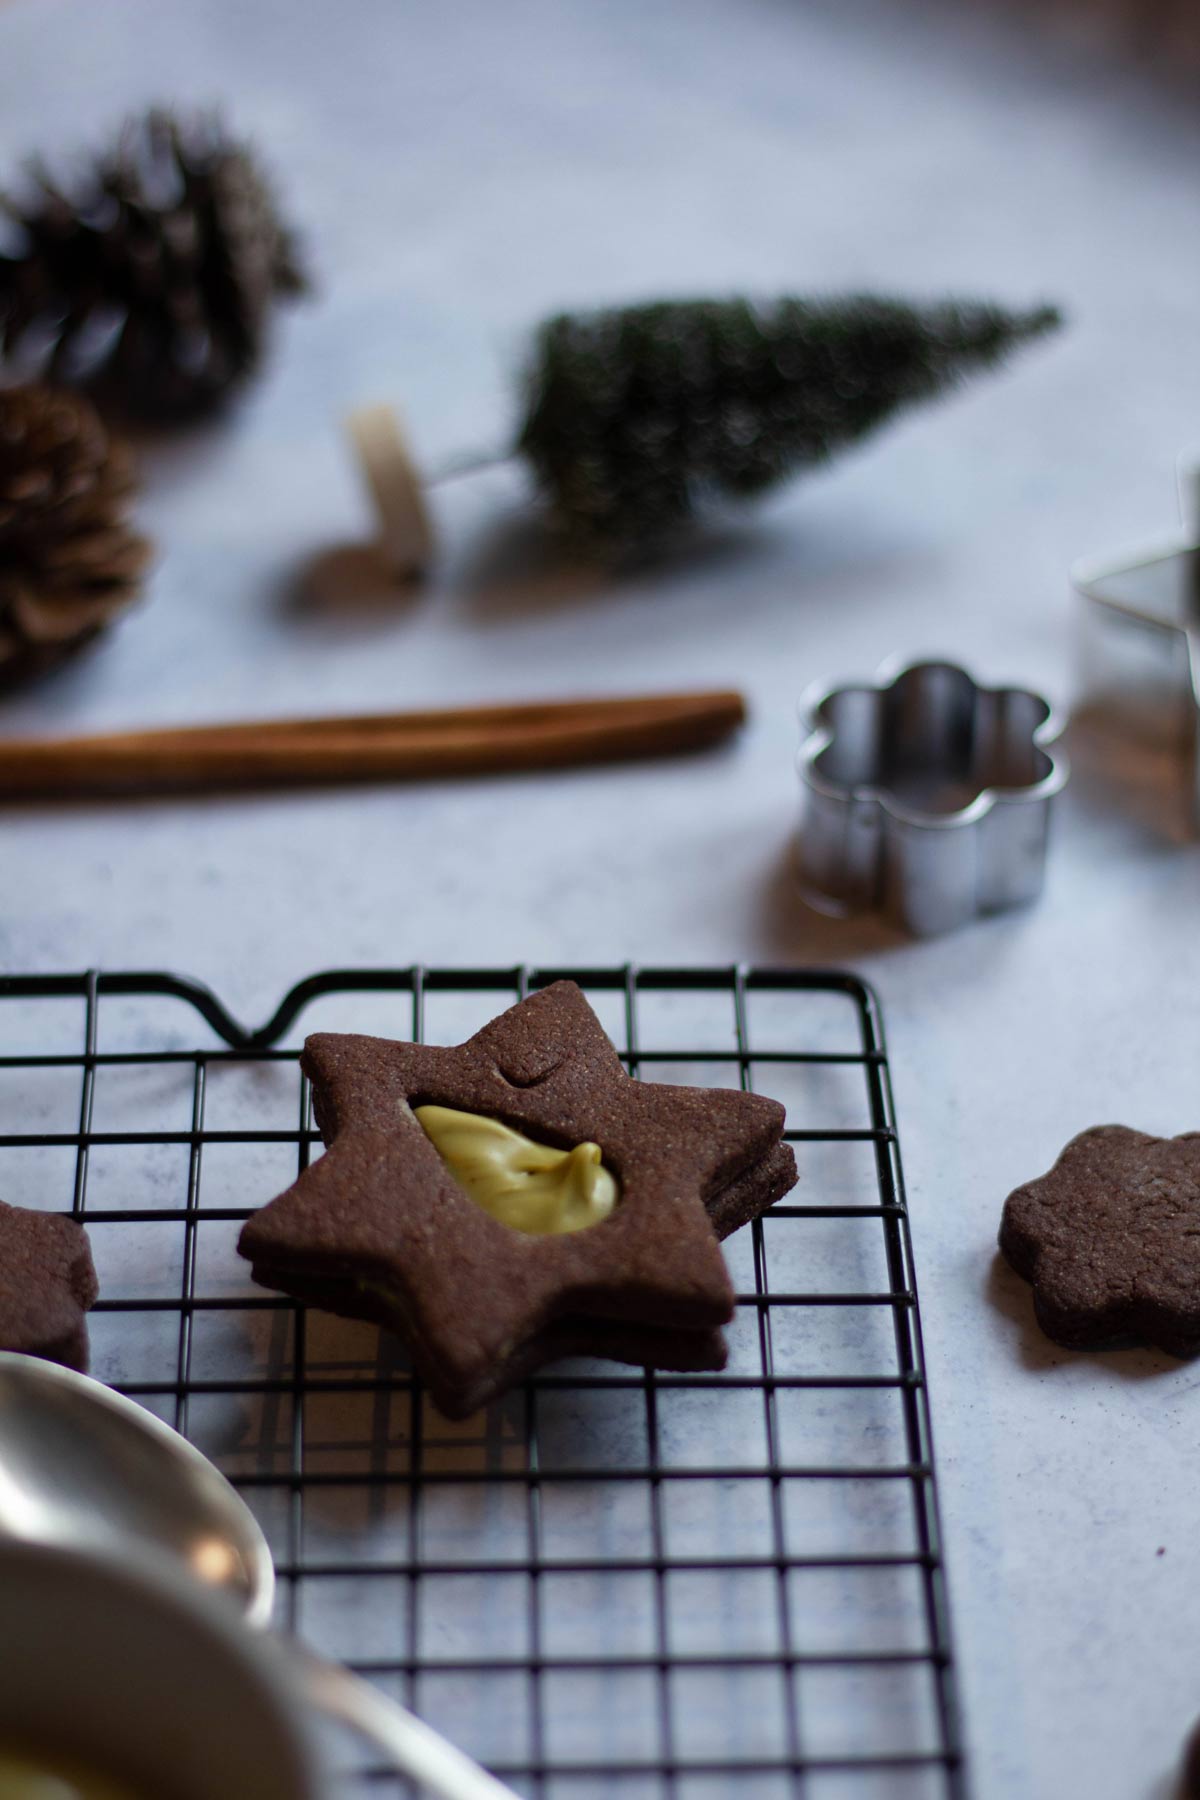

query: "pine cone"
(0, 384), (151, 686)
(0, 109), (307, 420)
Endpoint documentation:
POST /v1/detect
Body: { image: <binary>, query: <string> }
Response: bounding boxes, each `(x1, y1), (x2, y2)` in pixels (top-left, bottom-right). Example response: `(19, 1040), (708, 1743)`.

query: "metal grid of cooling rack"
(0, 965), (966, 1800)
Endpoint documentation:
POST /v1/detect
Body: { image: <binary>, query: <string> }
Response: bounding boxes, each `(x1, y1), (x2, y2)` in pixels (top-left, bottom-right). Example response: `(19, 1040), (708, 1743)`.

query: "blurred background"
(0, 3), (1198, 1798)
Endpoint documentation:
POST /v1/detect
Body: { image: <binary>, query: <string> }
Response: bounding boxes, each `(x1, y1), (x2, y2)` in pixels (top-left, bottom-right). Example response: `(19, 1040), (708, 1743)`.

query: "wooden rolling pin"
(0, 689), (747, 798)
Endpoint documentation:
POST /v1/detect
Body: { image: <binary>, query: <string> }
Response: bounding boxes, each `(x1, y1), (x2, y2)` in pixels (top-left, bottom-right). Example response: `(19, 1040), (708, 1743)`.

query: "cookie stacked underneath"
(239, 981), (797, 1417)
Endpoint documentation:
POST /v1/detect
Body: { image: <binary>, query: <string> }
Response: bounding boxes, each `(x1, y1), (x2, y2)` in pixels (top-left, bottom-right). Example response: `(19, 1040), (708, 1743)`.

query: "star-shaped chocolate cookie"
(239, 981), (796, 1416)
(0, 1199), (98, 1371)
(1000, 1124), (1200, 1354)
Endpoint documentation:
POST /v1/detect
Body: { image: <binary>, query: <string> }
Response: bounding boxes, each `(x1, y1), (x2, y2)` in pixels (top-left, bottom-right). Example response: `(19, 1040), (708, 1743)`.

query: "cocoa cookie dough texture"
(0, 1198), (98, 1371)
(1000, 1125), (1200, 1355)
(239, 982), (798, 1417)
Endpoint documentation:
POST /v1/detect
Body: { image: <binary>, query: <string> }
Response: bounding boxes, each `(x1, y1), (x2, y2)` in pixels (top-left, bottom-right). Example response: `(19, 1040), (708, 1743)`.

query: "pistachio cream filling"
(414, 1104), (618, 1236)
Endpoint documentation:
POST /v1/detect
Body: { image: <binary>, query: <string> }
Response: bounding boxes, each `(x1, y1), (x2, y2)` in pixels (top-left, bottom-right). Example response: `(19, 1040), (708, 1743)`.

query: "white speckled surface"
(2, 2), (1200, 1795)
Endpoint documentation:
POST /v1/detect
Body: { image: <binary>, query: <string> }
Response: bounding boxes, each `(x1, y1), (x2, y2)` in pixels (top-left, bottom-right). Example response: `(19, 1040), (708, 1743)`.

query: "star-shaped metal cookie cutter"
(796, 658), (1068, 937)
(1072, 458), (1200, 827)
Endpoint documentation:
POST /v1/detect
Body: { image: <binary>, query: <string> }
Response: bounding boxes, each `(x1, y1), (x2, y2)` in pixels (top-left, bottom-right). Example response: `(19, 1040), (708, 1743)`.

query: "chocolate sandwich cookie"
(0, 1199), (98, 1370)
(706, 1138), (798, 1241)
(1000, 1125), (1200, 1355)
(239, 981), (796, 1416)
(270, 1262), (731, 1387)
(269, 1125), (794, 1398)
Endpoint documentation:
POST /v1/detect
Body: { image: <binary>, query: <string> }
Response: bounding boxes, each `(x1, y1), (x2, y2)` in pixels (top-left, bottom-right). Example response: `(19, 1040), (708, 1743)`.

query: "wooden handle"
(0, 690), (746, 798)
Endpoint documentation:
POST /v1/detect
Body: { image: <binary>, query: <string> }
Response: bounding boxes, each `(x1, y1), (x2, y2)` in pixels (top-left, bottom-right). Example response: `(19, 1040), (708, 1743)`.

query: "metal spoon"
(0, 1352), (519, 1800)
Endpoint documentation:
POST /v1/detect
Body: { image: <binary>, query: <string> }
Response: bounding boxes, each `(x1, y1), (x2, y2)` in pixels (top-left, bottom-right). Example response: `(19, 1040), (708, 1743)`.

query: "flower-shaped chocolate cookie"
(1000, 1125), (1200, 1354)
(0, 1199), (98, 1370)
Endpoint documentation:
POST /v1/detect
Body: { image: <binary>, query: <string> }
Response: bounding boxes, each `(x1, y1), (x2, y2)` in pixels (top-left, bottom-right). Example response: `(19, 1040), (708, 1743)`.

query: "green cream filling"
(413, 1104), (618, 1236)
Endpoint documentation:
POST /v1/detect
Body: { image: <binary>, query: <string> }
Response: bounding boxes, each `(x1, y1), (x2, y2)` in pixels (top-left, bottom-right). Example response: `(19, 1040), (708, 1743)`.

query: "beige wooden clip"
(345, 403), (436, 579)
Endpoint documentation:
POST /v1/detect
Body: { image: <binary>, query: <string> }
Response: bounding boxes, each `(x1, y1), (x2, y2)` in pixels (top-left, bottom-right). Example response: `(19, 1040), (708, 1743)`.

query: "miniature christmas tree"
(515, 296), (1061, 550)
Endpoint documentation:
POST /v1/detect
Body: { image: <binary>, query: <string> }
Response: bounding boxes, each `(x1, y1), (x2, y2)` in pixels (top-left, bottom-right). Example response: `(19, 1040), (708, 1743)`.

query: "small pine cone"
(0, 384), (151, 687)
(0, 108), (307, 420)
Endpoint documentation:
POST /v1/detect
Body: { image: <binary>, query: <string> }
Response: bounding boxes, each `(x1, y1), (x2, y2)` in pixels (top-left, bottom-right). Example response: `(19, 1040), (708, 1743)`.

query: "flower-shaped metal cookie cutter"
(797, 659), (1068, 937)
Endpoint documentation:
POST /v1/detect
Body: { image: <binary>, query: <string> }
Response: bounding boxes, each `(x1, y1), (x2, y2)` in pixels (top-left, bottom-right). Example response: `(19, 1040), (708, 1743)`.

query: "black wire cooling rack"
(0, 965), (966, 1800)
